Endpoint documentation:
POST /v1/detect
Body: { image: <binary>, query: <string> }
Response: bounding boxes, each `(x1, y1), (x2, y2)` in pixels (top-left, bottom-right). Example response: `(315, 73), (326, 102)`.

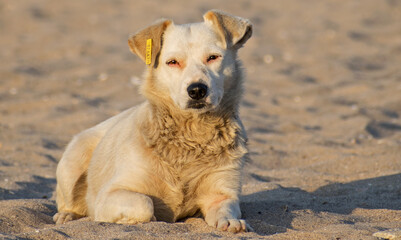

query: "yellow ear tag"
(145, 39), (152, 65)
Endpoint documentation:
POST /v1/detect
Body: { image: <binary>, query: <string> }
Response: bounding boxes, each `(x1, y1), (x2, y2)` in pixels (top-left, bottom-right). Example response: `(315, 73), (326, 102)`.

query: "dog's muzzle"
(187, 100), (208, 109)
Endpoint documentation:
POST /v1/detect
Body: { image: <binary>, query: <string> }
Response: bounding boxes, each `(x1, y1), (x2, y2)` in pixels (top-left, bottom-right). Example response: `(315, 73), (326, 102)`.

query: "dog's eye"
(166, 59), (179, 67)
(206, 55), (220, 63)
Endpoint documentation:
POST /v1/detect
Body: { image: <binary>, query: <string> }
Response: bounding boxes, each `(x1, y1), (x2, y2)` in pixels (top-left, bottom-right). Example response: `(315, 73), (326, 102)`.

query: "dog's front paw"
(212, 218), (249, 233)
(202, 196), (251, 233)
(53, 212), (80, 224)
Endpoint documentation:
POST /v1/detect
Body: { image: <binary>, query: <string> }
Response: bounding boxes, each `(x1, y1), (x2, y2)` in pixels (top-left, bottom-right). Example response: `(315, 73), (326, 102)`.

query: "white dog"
(54, 9), (252, 233)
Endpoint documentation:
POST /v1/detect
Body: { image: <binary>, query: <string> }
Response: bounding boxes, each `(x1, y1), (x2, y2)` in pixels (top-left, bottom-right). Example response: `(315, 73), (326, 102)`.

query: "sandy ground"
(1, 0), (401, 239)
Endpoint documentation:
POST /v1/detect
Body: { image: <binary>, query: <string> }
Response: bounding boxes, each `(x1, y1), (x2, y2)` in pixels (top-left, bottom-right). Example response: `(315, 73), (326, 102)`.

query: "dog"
(53, 9), (252, 233)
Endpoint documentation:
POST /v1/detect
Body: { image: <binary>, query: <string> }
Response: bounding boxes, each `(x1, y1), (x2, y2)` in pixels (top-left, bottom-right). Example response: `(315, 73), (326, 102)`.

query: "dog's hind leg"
(54, 108), (135, 224)
(54, 130), (102, 224)
(93, 188), (156, 224)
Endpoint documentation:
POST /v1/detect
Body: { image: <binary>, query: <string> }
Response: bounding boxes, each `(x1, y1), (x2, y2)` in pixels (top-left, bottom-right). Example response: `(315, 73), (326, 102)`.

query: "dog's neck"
(139, 94), (246, 167)
(139, 104), (247, 166)
(143, 99), (239, 144)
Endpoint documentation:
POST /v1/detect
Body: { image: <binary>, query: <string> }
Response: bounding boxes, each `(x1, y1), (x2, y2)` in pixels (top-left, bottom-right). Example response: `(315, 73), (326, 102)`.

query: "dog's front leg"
(93, 189), (156, 224)
(201, 195), (248, 233)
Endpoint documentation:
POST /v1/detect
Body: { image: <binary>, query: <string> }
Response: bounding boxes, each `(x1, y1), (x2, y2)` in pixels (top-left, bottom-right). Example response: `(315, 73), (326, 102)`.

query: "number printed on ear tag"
(146, 39), (152, 65)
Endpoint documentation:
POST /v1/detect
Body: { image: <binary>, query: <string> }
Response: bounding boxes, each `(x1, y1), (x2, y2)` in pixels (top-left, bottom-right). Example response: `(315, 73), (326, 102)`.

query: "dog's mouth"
(187, 100), (209, 110)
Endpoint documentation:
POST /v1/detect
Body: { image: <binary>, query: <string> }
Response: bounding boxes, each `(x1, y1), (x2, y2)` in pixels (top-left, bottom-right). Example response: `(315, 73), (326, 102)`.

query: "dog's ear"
(203, 10), (252, 49)
(128, 19), (173, 66)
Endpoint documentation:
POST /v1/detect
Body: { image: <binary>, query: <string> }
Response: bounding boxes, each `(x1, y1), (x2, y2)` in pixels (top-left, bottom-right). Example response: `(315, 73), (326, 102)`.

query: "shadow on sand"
(241, 173), (401, 235)
(0, 175), (56, 200)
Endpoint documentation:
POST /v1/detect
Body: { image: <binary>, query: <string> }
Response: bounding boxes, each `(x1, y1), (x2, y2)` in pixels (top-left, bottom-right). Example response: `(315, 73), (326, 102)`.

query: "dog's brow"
(204, 47), (224, 56)
(164, 52), (185, 61)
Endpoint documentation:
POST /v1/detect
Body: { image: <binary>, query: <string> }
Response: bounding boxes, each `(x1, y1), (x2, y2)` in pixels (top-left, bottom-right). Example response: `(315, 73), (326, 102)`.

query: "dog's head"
(128, 10), (252, 113)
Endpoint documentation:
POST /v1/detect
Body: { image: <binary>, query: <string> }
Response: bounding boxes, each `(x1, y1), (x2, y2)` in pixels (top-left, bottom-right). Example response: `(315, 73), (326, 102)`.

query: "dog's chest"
(149, 137), (241, 221)
(153, 159), (217, 221)
(141, 112), (247, 221)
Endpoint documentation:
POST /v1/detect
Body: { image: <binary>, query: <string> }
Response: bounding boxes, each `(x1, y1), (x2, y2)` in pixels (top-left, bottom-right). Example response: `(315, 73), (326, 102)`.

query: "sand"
(1, 0), (401, 239)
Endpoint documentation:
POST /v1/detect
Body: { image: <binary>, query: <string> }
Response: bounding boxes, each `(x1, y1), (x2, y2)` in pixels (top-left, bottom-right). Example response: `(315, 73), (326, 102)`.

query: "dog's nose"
(187, 83), (208, 100)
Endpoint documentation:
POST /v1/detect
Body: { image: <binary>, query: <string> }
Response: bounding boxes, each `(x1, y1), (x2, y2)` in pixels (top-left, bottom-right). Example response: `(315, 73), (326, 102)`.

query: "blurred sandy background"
(0, 0), (401, 239)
